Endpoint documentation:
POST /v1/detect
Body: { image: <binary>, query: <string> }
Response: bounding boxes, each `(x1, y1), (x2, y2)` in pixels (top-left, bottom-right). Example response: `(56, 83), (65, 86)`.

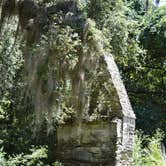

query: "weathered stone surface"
(57, 122), (117, 165)
(56, 54), (135, 166)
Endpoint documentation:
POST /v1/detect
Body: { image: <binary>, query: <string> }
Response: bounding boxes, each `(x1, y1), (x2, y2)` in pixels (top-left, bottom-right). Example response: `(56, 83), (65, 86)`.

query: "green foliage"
(0, 104), (6, 120)
(132, 98), (166, 139)
(130, 5), (166, 99)
(53, 161), (63, 166)
(140, 6), (166, 57)
(0, 20), (25, 153)
(0, 145), (63, 165)
(0, 95), (34, 155)
(0, 21), (23, 97)
(50, 25), (82, 71)
(103, 5), (144, 65)
(126, 0), (151, 14)
(134, 130), (166, 166)
(133, 131), (147, 166)
(128, 5), (166, 138)
(0, 146), (50, 166)
(87, 0), (123, 28)
(0, 148), (6, 166)
(34, 24), (82, 77)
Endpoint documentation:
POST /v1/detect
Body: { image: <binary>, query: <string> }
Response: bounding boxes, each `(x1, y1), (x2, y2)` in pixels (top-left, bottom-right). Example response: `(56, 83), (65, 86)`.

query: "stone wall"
(116, 117), (135, 166)
(57, 121), (118, 166)
(57, 117), (135, 166)
(56, 54), (136, 166)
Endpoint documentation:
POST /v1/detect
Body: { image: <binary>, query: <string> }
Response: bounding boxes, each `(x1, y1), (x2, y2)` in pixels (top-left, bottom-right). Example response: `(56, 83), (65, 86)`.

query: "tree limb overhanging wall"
(0, 0), (135, 165)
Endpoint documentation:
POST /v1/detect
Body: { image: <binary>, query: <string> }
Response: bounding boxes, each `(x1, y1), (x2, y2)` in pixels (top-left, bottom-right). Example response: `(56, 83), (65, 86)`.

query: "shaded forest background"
(0, 0), (165, 165)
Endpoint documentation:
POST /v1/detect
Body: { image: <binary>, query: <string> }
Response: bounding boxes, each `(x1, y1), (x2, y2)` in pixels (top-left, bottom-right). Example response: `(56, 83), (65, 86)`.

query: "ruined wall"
(55, 54), (135, 166)
(57, 121), (118, 166)
(57, 118), (135, 166)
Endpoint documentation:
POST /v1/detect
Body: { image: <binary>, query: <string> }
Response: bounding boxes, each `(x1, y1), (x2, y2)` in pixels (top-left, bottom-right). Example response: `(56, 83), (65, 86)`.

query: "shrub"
(134, 129), (166, 166)
(0, 146), (49, 166)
